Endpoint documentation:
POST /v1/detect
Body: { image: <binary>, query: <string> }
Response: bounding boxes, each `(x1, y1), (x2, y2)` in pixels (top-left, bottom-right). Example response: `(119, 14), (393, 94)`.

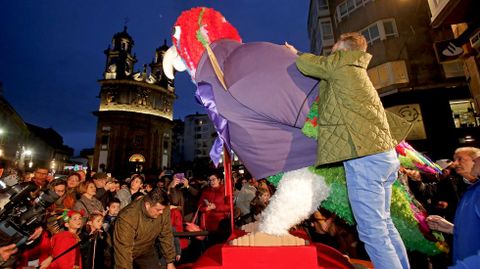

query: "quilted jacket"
(296, 50), (409, 166)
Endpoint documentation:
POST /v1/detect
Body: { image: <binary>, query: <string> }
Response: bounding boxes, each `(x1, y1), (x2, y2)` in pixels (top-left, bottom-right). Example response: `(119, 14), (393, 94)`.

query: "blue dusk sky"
(0, 0), (311, 154)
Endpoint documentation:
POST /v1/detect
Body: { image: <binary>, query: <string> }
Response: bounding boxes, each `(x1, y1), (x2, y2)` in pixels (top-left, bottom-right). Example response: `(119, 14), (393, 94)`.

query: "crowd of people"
(1, 144), (478, 269)
(1, 29), (479, 269)
(0, 164), (280, 269)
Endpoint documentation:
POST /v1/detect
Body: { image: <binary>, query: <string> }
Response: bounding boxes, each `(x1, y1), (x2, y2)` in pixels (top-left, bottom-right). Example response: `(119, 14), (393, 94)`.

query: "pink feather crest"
(396, 141), (443, 174)
(172, 7), (242, 77)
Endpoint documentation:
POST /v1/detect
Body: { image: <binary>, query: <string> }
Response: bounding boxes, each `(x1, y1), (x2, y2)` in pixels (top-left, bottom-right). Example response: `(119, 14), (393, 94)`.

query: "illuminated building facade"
(93, 27), (175, 177)
(308, 0), (480, 158)
(0, 83), (72, 172)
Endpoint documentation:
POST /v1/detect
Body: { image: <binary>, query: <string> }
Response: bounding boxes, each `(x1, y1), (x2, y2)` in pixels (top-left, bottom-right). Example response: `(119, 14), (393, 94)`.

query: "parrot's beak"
(162, 45), (187, 80)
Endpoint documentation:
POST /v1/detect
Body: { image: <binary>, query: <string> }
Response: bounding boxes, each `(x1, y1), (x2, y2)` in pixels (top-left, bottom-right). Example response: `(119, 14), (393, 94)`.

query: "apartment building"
(307, 0), (480, 158)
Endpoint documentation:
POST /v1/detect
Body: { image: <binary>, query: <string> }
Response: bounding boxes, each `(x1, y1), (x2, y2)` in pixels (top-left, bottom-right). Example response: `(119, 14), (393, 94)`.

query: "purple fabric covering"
(195, 39), (318, 179)
(195, 82), (231, 166)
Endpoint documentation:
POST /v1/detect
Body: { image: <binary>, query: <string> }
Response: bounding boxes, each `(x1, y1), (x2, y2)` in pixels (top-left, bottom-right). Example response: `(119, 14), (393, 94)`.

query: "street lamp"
(50, 159), (57, 174)
(24, 149), (33, 169)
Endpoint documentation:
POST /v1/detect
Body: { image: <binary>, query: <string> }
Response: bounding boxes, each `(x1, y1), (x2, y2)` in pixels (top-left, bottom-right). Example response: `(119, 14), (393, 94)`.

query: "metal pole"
(223, 146), (234, 233)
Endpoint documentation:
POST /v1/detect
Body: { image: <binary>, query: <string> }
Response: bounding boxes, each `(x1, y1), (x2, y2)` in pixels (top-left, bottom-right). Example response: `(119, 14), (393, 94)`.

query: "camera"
(0, 182), (59, 247)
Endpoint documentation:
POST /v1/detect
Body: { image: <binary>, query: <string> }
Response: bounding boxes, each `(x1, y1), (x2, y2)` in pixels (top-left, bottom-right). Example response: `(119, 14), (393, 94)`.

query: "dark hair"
(49, 178), (67, 188)
(93, 172), (108, 180)
(210, 173), (223, 181)
(67, 172), (82, 180)
(86, 213), (104, 233)
(130, 173), (145, 181)
(143, 188), (169, 206)
(108, 198), (121, 207)
(234, 180), (243, 191)
(131, 191), (145, 201)
(144, 180), (155, 188)
(34, 166), (49, 172)
(129, 174), (145, 187)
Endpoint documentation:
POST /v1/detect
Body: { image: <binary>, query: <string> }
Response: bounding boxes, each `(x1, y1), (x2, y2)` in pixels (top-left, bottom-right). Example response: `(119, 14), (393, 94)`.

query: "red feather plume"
(172, 7), (242, 77)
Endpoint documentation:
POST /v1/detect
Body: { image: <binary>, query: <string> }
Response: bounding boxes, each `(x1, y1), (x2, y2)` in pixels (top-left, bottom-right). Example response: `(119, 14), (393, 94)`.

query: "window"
(101, 135), (109, 145)
(370, 24), (380, 41)
(383, 20), (397, 38)
(101, 135), (109, 150)
(338, 2), (348, 18)
(320, 20), (334, 40)
(450, 99), (480, 128)
(362, 24), (381, 45)
(336, 0), (372, 22)
(318, 0), (329, 10)
(121, 42), (128, 51)
(347, 0), (355, 12)
(360, 19), (398, 45)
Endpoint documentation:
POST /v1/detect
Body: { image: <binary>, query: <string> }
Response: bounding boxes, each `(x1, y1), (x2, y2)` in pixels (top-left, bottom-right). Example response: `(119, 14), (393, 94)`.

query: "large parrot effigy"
(163, 7), (447, 256)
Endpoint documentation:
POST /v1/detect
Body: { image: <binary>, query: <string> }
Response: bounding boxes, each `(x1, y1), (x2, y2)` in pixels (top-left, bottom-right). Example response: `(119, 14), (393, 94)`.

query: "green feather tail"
(268, 165), (446, 255)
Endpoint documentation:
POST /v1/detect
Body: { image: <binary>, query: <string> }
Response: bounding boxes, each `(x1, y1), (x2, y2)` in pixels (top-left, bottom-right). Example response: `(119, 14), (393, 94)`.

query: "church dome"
(113, 26), (133, 42)
(111, 26), (135, 53)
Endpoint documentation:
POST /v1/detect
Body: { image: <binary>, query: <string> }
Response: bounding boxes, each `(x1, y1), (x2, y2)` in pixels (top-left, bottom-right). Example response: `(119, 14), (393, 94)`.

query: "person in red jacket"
(40, 209), (85, 269)
(198, 173), (231, 245)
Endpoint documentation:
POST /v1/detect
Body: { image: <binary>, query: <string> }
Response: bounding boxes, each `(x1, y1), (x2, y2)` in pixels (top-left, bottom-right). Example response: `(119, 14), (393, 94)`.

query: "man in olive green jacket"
(114, 189), (176, 269)
(286, 33), (410, 269)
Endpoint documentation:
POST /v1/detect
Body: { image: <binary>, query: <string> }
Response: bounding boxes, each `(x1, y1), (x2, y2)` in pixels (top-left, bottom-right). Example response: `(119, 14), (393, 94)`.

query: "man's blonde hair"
(338, 32), (368, 52)
(454, 147), (480, 160)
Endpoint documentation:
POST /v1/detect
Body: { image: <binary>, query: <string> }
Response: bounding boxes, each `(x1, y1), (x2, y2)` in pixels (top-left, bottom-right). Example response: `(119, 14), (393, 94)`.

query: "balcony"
(368, 60), (409, 92)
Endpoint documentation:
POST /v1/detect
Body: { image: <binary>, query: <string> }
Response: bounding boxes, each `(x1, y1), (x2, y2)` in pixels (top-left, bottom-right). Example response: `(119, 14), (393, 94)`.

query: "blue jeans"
(344, 150), (410, 269)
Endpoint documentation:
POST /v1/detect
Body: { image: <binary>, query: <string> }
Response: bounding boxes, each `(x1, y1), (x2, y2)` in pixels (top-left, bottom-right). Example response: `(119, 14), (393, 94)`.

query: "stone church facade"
(93, 27), (175, 177)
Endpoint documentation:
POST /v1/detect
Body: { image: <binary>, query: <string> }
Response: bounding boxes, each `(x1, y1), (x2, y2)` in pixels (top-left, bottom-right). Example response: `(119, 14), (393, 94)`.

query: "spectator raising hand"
(0, 244), (18, 262)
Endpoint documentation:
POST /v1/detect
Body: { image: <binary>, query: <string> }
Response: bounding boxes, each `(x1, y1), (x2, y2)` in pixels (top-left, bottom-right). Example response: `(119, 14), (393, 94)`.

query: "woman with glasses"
(198, 173), (231, 246)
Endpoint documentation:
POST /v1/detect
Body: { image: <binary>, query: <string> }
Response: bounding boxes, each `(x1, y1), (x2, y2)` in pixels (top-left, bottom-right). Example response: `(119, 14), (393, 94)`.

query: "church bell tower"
(93, 27), (176, 178)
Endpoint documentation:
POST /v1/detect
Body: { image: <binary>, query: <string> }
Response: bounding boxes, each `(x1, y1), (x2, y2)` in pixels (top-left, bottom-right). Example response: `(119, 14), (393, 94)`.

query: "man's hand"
(426, 215), (454, 234)
(39, 255), (53, 269)
(167, 263), (176, 269)
(284, 42), (298, 55)
(28, 226), (43, 241)
(169, 178), (181, 190)
(206, 203), (216, 211)
(0, 244), (18, 262)
(404, 168), (422, 181)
